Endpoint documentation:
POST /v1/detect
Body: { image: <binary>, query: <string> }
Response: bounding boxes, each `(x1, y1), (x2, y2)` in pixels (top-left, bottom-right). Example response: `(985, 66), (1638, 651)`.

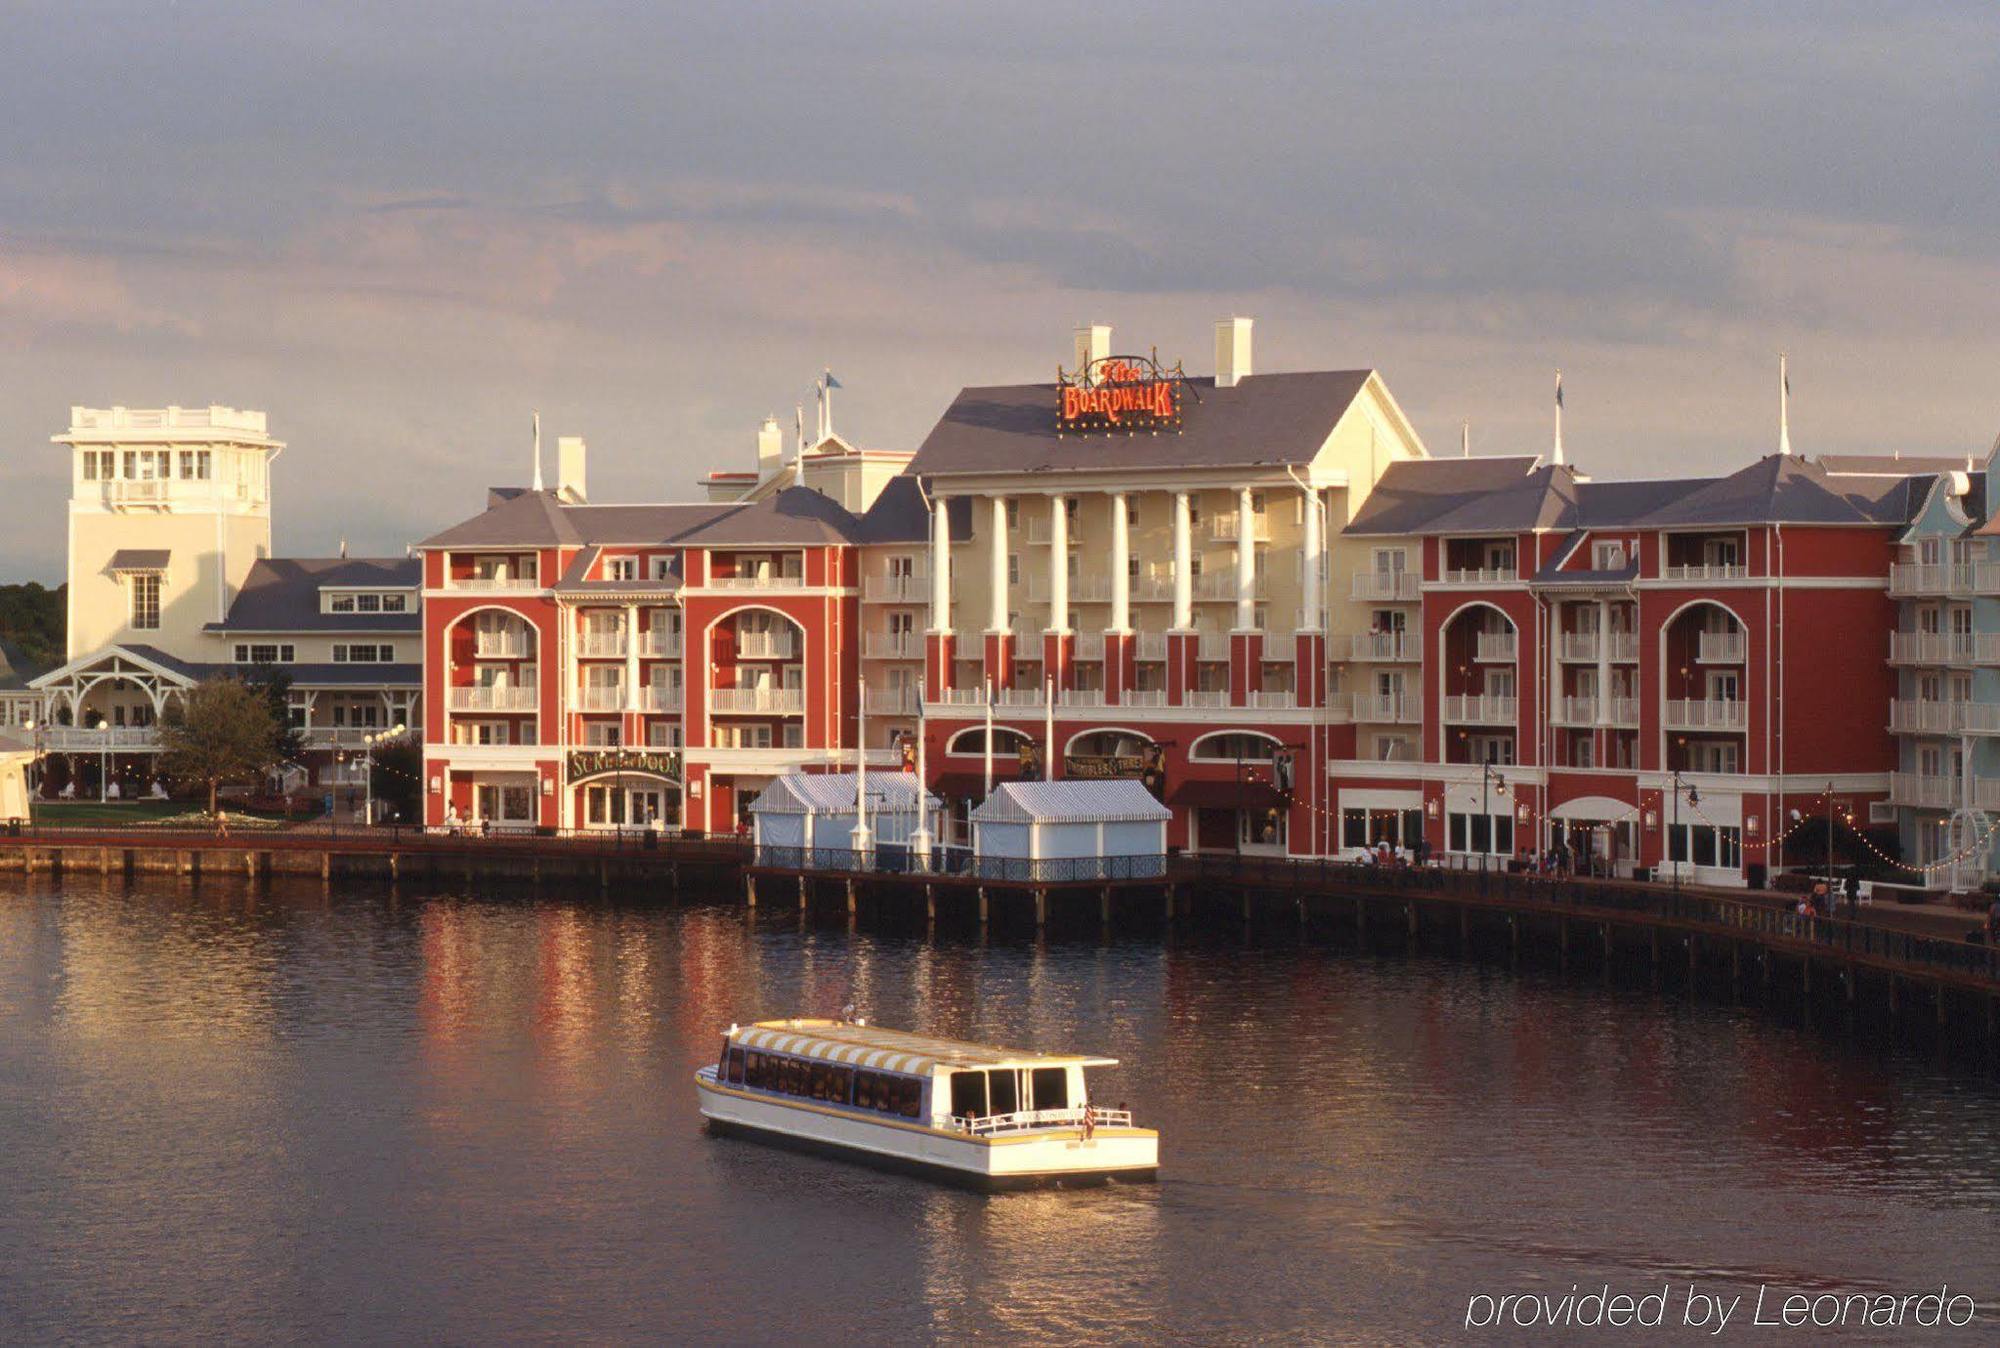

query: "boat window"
(726, 1048), (746, 1085)
(1030, 1067), (1068, 1111)
(894, 1077), (922, 1119)
(718, 1039), (732, 1075)
(987, 1069), (1020, 1118)
(949, 1071), (987, 1119)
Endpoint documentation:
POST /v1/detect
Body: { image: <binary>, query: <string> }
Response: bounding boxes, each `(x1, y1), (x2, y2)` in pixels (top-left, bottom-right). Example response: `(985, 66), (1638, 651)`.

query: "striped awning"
(728, 1019), (1114, 1075)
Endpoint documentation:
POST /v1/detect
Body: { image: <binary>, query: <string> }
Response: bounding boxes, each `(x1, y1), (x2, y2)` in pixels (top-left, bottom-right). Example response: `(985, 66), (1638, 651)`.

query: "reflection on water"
(1, 875), (1996, 1344)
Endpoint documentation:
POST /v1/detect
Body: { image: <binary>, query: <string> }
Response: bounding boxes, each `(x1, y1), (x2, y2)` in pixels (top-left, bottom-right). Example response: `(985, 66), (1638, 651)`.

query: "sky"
(3, 1), (1999, 580)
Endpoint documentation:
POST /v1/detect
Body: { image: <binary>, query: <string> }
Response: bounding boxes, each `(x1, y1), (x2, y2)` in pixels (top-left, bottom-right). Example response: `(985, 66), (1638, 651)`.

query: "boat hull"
(696, 1076), (1158, 1192)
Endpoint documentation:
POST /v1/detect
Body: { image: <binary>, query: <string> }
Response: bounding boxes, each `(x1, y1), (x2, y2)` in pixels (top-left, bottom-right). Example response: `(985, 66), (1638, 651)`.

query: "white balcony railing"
(577, 632), (628, 658)
(1122, 689), (1168, 707)
(1193, 571), (1268, 601)
(42, 726), (160, 750)
(1442, 694), (1517, 724)
(1885, 562), (1998, 597)
(863, 632), (922, 660)
(1194, 632), (1229, 661)
(1885, 631), (2000, 665)
(1662, 563), (1749, 583)
(1888, 699), (1968, 735)
(1073, 632), (1105, 661)
(575, 685), (627, 712)
(1559, 632), (1600, 662)
(1696, 630), (1747, 663)
(1474, 632), (1517, 662)
(1350, 693), (1418, 723)
(300, 727), (379, 749)
(453, 574), (538, 591)
(1557, 696), (1597, 725)
(1351, 572), (1420, 602)
(1350, 632), (1415, 662)
(1132, 574), (1178, 603)
(735, 633), (797, 660)
(1662, 698), (1747, 730)
(862, 573), (927, 602)
(448, 686), (537, 712)
(709, 571), (806, 590)
(1441, 566), (1517, 586)
(639, 685), (680, 712)
(1137, 632), (1168, 661)
(1609, 696), (1640, 725)
(638, 631), (682, 658)
(1561, 631), (1635, 662)
(1247, 690), (1295, 709)
(1184, 689), (1231, 709)
(864, 687), (920, 716)
(709, 687), (805, 715)
(1609, 633), (1639, 662)
(936, 688), (988, 707)
(995, 688), (1045, 707)
(473, 632), (531, 659)
(1889, 772), (1962, 810)
(1207, 511), (1271, 543)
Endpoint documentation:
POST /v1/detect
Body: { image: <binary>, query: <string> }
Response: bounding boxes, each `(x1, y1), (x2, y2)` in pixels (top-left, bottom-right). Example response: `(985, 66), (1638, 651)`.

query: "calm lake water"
(1, 876), (1996, 1345)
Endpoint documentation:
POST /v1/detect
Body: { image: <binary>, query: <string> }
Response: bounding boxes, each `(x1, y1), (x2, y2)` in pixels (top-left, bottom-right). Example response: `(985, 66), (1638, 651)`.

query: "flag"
(1554, 371), (1564, 409)
(823, 370), (843, 390)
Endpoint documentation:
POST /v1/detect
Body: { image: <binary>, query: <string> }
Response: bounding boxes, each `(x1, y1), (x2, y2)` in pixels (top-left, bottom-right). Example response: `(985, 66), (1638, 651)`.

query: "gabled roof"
(0, 638), (53, 691)
(419, 489), (585, 548)
(970, 779), (1172, 825)
(208, 557), (421, 633)
(670, 486), (866, 546)
(1345, 457), (1577, 535)
(907, 370), (1376, 477)
(422, 485), (873, 552)
(1638, 454), (1912, 528)
(748, 771), (940, 815)
(851, 473), (969, 545)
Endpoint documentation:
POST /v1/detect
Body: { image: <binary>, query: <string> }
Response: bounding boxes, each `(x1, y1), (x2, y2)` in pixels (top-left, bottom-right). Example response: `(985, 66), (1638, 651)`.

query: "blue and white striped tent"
(748, 772), (942, 852)
(970, 780), (1170, 863)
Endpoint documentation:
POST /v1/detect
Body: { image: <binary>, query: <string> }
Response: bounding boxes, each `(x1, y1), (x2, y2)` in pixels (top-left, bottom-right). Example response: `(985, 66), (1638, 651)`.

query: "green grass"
(32, 800), (191, 824)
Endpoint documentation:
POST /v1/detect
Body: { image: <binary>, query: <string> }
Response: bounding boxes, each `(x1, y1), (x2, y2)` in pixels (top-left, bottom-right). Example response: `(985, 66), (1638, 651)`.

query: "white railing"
(1608, 633), (1639, 662)
(453, 574), (537, 591)
(1056, 689), (1107, 709)
(1887, 563), (1974, 596)
(1123, 689), (1168, 707)
(574, 685), (627, 712)
(709, 687), (804, 714)
(1662, 698), (1747, 730)
(473, 632), (531, 659)
(1441, 566), (1516, 585)
(639, 631), (682, 658)
(104, 479), (171, 506)
(736, 633), (797, 660)
(1132, 574), (1178, 603)
(1074, 632), (1105, 661)
(1194, 632), (1229, 661)
(863, 632), (921, 660)
(1351, 631), (1415, 661)
(1474, 632), (1517, 661)
(953, 1106), (1134, 1136)
(1888, 699), (1967, 734)
(936, 688), (987, 707)
(708, 570), (807, 590)
(577, 632), (627, 658)
(1137, 632), (1168, 661)
(448, 686), (537, 712)
(1350, 693), (1417, 723)
(42, 727), (160, 750)
(994, 687), (1045, 707)
(1557, 696), (1597, 725)
(300, 727), (380, 749)
(1207, 511), (1271, 543)
(1560, 632), (1600, 661)
(1247, 690), (1295, 709)
(1608, 696), (1640, 724)
(1888, 632), (1976, 665)
(1194, 571), (1266, 601)
(862, 573), (927, 602)
(1662, 562), (1749, 583)
(1351, 571), (1419, 601)
(864, 687), (920, 716)
(1889, 772), (1962, 810)
(1068, 575), (1112, 604)
(1696, 631), (1746, 663)
(1185, 689), (1231, 708)
(1442, 694), (1517, 724)
(639, 685), (680, 712)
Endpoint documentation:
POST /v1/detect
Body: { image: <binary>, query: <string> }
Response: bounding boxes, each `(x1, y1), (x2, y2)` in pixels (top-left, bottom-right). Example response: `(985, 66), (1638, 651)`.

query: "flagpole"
(912, 689), (933, 866)
(852, 676), (873, 861)
(1044, 675), (1055, 781)
(983, 677), (994, 796)
(1779, 351), (1792, 456)
(531, 409), (544, 491)
(1552, 369), (1564, 467)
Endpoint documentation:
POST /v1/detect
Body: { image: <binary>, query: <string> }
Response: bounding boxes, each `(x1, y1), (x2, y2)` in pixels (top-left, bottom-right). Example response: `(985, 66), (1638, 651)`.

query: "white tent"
(749, 771), (942, 855)
(970, 780), (1170, 874)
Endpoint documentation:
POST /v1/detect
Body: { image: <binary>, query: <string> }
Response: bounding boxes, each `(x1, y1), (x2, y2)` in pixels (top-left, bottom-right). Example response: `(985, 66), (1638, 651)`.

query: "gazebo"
(748, 771), (942, 860)
(970, 780), (1171, 877)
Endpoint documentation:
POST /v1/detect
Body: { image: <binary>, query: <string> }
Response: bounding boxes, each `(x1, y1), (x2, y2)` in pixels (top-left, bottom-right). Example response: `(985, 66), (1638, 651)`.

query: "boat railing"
(951, 1106), (1134, 1135)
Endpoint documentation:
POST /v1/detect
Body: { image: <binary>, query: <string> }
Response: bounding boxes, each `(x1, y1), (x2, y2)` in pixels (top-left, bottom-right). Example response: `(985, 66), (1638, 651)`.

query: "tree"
(370, 739), (422, 827)
(242, 664), (304, 765)
(0, 581), (66, 668)
(159, 677), (281, 819)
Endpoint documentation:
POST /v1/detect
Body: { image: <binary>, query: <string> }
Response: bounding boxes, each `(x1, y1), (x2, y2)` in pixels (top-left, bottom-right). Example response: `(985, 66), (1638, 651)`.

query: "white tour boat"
(695, 1018), (1159, 1190)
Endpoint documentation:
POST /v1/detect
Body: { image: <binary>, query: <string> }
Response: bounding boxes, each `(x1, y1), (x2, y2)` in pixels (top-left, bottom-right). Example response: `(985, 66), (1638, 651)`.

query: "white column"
(1048, 494), (1069, 632)
(624, 603), (640, 712)
(988, 496), (1009, 632)
(929, 496), (951, 632)
(1299, 484), (1322, 630)
(1172, 490), (1193, 630)
(1109, 490), (1130, 632)
(1235, 485), (1256, 631)
(1595, 599), (1613, 727)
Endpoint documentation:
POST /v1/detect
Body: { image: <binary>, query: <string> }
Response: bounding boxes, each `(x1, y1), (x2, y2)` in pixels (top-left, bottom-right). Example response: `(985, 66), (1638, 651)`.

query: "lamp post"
(362, 723), (407, 828)
(1481, 760), (1508, 884)
(1669, 768), (1699, 899)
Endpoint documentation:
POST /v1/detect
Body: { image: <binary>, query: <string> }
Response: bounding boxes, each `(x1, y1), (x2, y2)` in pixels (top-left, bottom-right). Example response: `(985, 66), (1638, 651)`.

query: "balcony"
(1884, 562), (2000, 597)
(1194, 571), (1267, 602)
(708, 571), (806, 591)
(639, 685), (680, 712)
(735, 633), (797, 660)
(1132, 573), (1178, 603)
(709, 687), (804, 715)
(1207, 511), (1271, 543)
(1889, 772), (1962, 810)
(1351, 693), (1418, 723)
(1609, 633), (1639, 662)
(1887, 699), (1985, 735)
(1559, 632), (1600, 662)
(1608, 696), (1639, 725)
(1122, 689), (1168, 707)
(1696, 631), (1747, 663)
(448, 686), (537, 712)
(1351, 572), (1419, 602)
(864, 687), (920, 716)
(862, 572), (927, 602)
(1442, 694), (1517, 724)
(1440, 566), (1517, 586)
(1350, 631), (1416, 662)
(1556, 696), (1597, 725)
(995, 688), (1045, 707)
(472, 632), (531, 659)
(1661, 563), (1749, 583)
(935, 688), (987, 707)
(1662, 698), (1746, 731)
(1474, 632), (1517, 662)
(42, 726), (160, 750)
(1184, 689), (1231, 708)
(1136, 631), (1168, 661)
(863, 632), (921, 660)
(453, 574), (538, 591)
(1193, 631), (1229, 661)
(575, 685), (627, 712)
(1073, 632), (1105, 661)
(577, 632), (628, 658)
(638, 631), (682, 659)
(1247, 690), (1295, 709)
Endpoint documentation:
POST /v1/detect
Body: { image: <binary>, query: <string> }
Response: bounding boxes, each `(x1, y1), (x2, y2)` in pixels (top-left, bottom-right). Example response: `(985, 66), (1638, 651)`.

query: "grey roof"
(1821, 454), (1972, 476)
(1346, 457), (1576, 535)
(420, 490), (585, 548)
(552, 545), (683, 594)
(208, 557), (421, 633)
(0, 638), (52, 691)
(106, 549), (170, 572)
(970, 779), (1172, 825)
(422, 486), (871, 552)
(275, 662), (421, 688)
(1571, 477), (1710, 525)
(1637, 454), (1914, 528)
(670, 486), (865, 546)
(116, 644), (204, 680)
(906, 370), (1375, 477)
(748, 771), (939, 815)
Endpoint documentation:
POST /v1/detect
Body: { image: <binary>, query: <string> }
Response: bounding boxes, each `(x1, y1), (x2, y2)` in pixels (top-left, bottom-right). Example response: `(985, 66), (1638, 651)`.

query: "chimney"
(556, 435), (587, 504)
(1215, 317), (1253, 388)
(757, 416), (784, 479)
(1073, 324), (1111, 381)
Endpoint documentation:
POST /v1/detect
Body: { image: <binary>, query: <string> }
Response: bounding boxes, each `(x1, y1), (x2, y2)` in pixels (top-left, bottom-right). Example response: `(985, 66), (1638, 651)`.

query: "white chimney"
(1215, 317), (1253, 388)
(757, 416), (784, 479)
(556, 435), (587, 504)
(1073, 324), (1111, 381)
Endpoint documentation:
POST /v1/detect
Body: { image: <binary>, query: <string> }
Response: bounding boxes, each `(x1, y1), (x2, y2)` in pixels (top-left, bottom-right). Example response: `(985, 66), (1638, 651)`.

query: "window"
(177, 449), (212, 480)
(650, 555), (674, 581)
(330, 594), (356, 612)
(607, 556), (638, 582)
(1007, 554), (1020, 585)
(129, 574), (160, 630)
(1703, 537), (1740, 568)
(583, 723), (623, 747)
(233, 643), (294, 664)
(332, 644), (394, 663)
(1447, 811), (1515, 856)
(1004, 498), (1018, 529)
(1592, 540), (1628, 570)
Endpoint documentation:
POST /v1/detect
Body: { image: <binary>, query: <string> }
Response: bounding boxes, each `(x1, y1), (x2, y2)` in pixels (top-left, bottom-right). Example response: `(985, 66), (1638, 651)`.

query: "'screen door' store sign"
(1056, 353), (1191, 434)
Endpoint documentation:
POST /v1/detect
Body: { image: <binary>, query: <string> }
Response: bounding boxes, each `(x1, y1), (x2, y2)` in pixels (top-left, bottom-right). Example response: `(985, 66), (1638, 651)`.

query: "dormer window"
(607, 556), (638, 582)
(1592, 541), (1628, 570)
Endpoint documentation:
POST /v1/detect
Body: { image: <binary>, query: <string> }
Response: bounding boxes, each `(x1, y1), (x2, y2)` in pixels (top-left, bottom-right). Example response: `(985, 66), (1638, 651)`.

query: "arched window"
(1066, 729), (1155, 758)
(1189, 731), (1281, 763)
(946, 726), (1032, 757)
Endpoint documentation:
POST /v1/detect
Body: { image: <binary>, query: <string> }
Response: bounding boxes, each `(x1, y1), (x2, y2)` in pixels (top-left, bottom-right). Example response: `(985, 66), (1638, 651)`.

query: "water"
(1, 876), (1996, 1345)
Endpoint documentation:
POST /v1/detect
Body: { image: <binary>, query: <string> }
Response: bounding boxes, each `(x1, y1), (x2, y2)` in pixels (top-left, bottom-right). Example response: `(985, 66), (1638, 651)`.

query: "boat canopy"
(730, 1019), (1117, 1076)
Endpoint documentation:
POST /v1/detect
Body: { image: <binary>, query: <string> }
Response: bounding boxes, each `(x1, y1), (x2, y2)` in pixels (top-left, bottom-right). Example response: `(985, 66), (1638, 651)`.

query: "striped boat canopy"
(728, 1019), (1117, 1076)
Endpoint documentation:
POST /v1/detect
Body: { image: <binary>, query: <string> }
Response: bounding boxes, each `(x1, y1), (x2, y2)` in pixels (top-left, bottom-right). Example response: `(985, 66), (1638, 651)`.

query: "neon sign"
(1056, 352), (1192, 434)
